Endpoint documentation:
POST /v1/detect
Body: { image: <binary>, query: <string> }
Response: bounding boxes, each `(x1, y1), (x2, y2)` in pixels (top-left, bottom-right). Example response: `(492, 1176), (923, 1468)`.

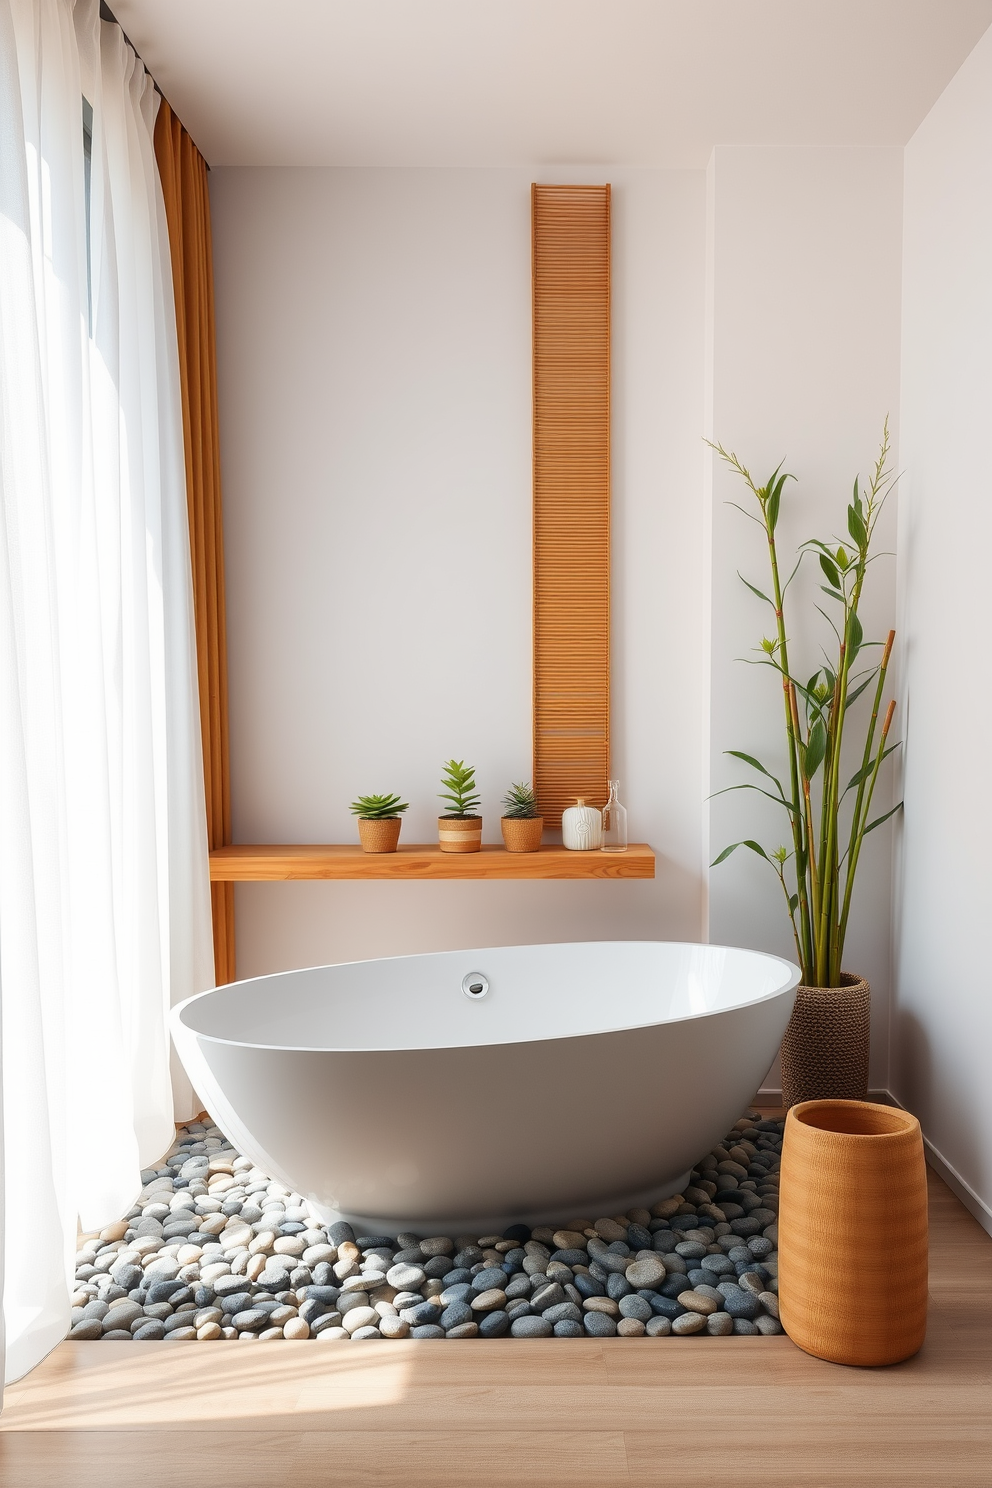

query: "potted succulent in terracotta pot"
(500, 781), (543, 852)
(350, 793), (408, 853)
(711, 423), (902, 1107)
(437, 759), (482, 852)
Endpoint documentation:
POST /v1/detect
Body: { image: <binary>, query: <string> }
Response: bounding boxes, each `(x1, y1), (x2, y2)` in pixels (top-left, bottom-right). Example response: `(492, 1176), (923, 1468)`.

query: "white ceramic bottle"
(561, 797), (602, 850)
(601, 779), (628, 852)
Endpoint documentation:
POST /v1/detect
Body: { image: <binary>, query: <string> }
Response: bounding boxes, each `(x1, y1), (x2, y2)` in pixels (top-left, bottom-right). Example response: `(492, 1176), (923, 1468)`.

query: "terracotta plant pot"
(778, 1099), (928, 1366)
(500, 816), (543, 853)
(780, 973), (870, 1109)
(438, 815), (482, 853)
(357, 817), (402, 853)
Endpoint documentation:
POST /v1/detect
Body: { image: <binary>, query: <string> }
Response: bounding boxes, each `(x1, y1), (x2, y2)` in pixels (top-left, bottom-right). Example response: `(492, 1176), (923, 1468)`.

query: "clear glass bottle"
(601, 780), (627, 852)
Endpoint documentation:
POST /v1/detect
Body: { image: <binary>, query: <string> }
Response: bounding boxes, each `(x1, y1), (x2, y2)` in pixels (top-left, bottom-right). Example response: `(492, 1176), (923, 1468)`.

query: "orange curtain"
(154, 99), (234, 985)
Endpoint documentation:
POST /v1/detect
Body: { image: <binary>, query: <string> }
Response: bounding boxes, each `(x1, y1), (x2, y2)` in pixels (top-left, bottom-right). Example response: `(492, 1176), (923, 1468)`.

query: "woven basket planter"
(778, 1099), (928, 1365)
(438, 815), (482, 853)
(357, 817), (402, 853)
(780, 973), (870, 1109)
(500, 816), (543, 853)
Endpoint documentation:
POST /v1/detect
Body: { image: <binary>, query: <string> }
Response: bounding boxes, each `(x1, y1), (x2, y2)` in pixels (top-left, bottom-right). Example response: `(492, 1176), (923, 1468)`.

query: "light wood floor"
(1, 1167), (989, 1486)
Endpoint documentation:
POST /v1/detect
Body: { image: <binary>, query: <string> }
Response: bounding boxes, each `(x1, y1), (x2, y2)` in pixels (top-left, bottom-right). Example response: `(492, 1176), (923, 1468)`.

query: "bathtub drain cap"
(461, 972), (490, 1000)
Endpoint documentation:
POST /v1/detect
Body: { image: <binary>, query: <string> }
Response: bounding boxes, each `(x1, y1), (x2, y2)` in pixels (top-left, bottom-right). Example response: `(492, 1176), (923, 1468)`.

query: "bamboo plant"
(710, 422), (902, 988)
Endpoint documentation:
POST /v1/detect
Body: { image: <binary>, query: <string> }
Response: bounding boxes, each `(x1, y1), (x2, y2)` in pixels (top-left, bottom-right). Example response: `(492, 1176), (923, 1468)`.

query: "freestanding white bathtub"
(172, 941), (799, 1234)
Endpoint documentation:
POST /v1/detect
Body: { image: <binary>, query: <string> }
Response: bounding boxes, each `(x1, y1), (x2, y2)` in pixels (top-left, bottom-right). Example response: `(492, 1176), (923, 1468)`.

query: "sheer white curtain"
(0, 0), (213, 1390)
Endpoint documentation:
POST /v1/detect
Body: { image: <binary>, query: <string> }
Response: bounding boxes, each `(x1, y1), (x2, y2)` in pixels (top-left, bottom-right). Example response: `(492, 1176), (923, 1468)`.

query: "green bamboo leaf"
(737, 572), (773, 606)
(803, 719), (827, 779)
(789, 894), (799, 914)
(766, 475), (783, 533)
(709, 783), (798, 814)
(819, 554), (841, 589)
(852, 475), (863, 518)
(820, 586), (845, 603)
(725, 750), (787, 793)
(713, 838), (775, 866)
(741, 839), (771, 861)
(862, 802), (903, 836)
(845, 672), (877, 707)
(848, 504), (868, 549)
(845, 743), (901, 793)
(848, 610), (864, 658)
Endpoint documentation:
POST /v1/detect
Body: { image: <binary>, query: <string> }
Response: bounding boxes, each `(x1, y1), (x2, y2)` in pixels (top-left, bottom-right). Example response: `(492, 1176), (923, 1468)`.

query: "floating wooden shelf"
(209, 843), (655, 882)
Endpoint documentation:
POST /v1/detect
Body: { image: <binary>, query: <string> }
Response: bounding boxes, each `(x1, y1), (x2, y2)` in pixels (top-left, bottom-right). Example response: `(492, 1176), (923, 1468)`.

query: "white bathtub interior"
(178, 940), (797, 1052)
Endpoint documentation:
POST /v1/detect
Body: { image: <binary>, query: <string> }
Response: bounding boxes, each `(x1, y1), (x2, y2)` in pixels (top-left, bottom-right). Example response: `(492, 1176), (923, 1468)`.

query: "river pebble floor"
(69, 1112), (783, 1342)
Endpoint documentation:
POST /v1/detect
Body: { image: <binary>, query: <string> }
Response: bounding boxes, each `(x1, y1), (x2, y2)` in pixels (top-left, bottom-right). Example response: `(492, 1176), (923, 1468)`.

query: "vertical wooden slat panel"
(155, 101), (235, 985)
(532, 184), (611, 828)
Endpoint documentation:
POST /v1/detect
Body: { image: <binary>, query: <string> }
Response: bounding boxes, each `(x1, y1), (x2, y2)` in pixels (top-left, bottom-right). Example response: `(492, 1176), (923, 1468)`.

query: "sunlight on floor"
(0, 1342), (413, 1429)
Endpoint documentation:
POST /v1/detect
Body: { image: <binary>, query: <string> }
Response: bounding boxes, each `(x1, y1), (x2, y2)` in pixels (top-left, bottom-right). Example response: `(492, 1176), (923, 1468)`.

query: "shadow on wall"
(891, 1005), (987, 1199)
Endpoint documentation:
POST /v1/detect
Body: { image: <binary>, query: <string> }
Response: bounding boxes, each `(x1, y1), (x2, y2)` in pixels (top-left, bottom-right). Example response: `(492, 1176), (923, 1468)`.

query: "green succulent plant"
(349, 793), (409, 820)
(438, 759), (481, 818)
(501, 781), (539, 819)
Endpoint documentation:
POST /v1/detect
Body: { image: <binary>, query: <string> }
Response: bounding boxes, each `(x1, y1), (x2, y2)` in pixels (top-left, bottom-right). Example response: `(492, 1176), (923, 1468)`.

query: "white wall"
(209, 167), (709, 974)
(897, 30), (992, 1231)
(706, 148), (904, 1089)
(209, 155), (908, 1097)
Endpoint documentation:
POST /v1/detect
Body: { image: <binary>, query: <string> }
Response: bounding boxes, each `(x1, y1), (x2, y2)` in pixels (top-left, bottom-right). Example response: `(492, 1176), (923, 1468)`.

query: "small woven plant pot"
(778, 1099), (928, 1366)
(357, 817), (402, 853)
(500, 816), (543, 853)
(780, 973), (870, 1109)
(438, 815), (482, 853)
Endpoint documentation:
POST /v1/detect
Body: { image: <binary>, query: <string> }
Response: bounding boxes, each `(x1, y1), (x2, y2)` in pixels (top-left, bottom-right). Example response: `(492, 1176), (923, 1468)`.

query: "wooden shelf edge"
(209, 843), (656, 882)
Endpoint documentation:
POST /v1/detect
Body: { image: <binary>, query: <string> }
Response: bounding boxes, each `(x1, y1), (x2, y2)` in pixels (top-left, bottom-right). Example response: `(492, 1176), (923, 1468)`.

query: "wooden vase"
(500, 816), (543, 853)
(437, 815), (482, 853)
(778, 1099), (928, 1366)
(357, 817), (402, 853)
(780, 973), (870, 1109)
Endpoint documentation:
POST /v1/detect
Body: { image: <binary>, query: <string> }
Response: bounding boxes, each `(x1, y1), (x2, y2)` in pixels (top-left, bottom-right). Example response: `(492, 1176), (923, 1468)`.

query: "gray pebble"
(478, 1310), (510, 1337)
(618, 1295), (652, 1323)
(720, 1287), (760, 1320)
(471, 1267), (507, 1293)
(700, 1254), (735, 1277)
(68, 1319), (104, 1340)
(439, 1301), (474, 1330)
(132, 1321), (165, 1340)
(410, 1324), (445, 1339)
(583, 1311), (617, 1337)
(645, 1314), (672, 1336)
(439, 1282), (474, 1307)
(402, 1301), (443, 1328)
(542, 1302), (582, 1325)
(511, 1315), (553, 1338)
(733, 1318), (760, 1335)
(231, 1308), (268, 1331)
(553, 1319), (584, 1337)
(102, 1302), (142, 1331)
(110, 1263), (143, 1293)
(531, 1281), (566, 1312)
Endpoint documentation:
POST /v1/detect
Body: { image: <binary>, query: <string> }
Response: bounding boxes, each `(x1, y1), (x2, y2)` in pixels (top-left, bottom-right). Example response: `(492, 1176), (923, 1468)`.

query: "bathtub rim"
(172, 938), (801, 1056)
